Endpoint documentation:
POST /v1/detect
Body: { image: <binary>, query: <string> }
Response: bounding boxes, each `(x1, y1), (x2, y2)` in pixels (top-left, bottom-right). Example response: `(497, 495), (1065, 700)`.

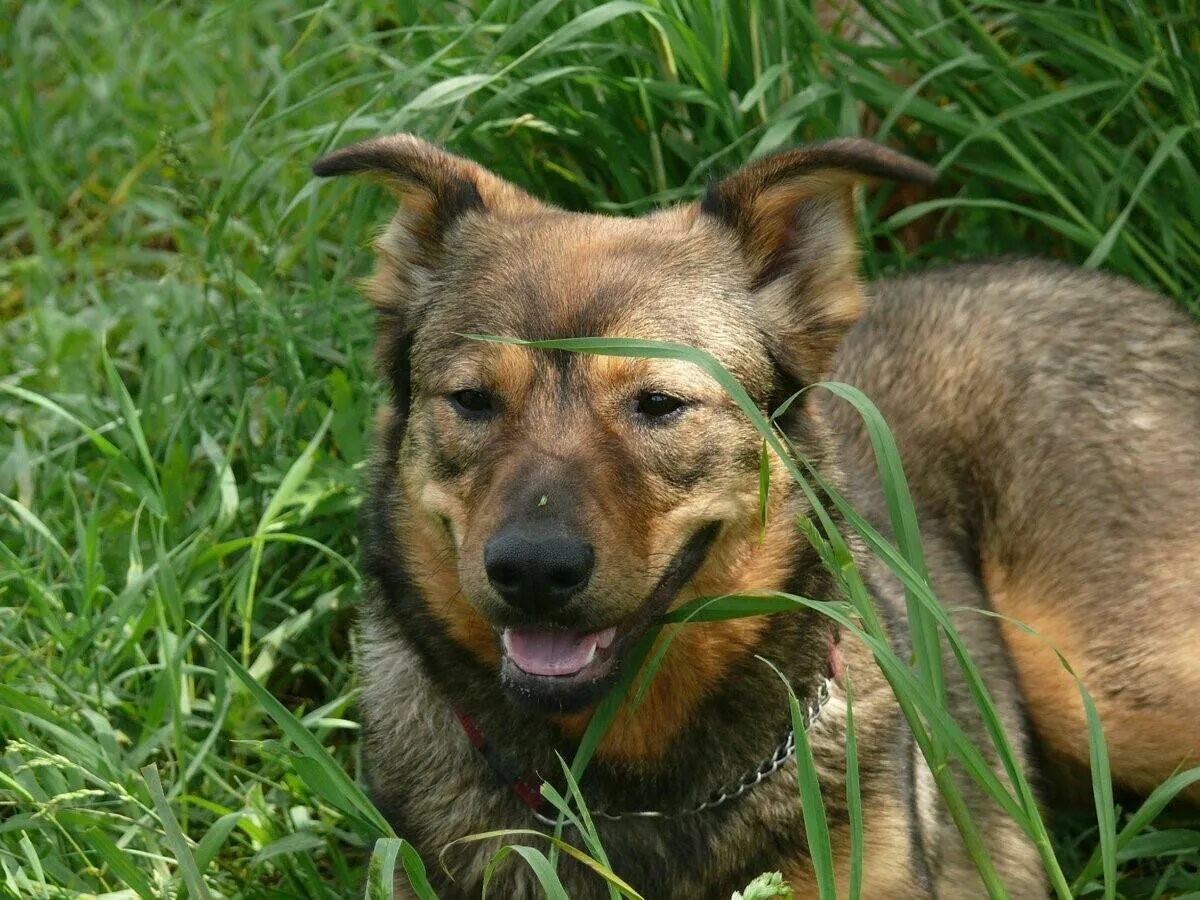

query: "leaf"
(760, 657), (836, 900)
(142, 764), (211, 900)
(407, 74), (495, 111)
(242, 409), (332, 662)
(816, 382), (943, 709)
(733, 871), (794, 900)
(758, 441), (771, 536)
(101, 338), (163, 504)
(367, 838), (438, 900)
(194, 812), (246, 876)
(1085, 124), (1195, 268)
(197, 624), (394, 837)
(738, 63), (786, 113)
(451, 829), (643, 899)
(75, 826), (156, 898)
(663, 594), (819, 622)
(844, 678), (863, 900)
(1081, 687), (1117, 900)
(482, 845), (569, 900)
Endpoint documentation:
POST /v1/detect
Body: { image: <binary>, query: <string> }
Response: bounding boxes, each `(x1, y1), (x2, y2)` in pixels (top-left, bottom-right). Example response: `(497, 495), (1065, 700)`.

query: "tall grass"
(2, 1), (1198, 896)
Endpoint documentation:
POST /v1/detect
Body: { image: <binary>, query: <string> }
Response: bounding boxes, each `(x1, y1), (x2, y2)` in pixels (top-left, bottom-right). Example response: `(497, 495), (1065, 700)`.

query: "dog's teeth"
(583, 642), (597, 666)
(596, 627), (617, 649)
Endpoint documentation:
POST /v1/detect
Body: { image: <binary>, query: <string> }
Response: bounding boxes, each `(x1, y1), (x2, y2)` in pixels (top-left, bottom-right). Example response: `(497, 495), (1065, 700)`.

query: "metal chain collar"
(530, 676), (835, 825)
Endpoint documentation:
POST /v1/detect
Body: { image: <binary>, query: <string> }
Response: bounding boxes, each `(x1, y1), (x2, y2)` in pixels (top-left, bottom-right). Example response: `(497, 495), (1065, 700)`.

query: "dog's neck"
(451, 669), (838, 824)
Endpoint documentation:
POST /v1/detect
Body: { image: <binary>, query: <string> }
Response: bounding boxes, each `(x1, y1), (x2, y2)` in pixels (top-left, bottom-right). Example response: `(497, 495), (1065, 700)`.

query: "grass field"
(3, 1), (1199, 897)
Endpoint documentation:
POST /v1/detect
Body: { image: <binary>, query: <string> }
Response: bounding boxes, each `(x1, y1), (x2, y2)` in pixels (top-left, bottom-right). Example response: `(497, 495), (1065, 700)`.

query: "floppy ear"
(312, 134), (541, 415)
(700, 139), (935, 384)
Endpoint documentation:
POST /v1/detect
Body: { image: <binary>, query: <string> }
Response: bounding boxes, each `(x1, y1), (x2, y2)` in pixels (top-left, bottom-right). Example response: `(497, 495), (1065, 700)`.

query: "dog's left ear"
(701, 139), (935, 383)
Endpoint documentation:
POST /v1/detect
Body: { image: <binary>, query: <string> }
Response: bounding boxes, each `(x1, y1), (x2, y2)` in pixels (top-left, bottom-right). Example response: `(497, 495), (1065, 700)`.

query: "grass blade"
(844, 677), (862, 900)
(197, 624), (394, 837)
(366, 838), (438, 900)
(1082, 688), (1118, 900)
(142, 764), (211, 900)
(760, 656), (837, 899)
(483, 845), (569, 900)
(452, 829), (644, 900)
(241, 409), (333, 664)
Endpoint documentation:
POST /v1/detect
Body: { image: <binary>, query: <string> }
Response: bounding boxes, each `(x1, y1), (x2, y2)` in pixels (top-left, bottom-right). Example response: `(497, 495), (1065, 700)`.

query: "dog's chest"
(358, 634), (813, 898)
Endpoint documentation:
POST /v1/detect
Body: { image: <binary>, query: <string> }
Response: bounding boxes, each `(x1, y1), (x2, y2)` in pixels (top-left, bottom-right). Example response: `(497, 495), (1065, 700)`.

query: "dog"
(312, 134), (1200, 898)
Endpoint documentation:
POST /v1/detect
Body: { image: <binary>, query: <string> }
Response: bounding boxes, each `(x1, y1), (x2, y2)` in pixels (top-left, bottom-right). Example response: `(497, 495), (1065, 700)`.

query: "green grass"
(2, 0), (1199, 896)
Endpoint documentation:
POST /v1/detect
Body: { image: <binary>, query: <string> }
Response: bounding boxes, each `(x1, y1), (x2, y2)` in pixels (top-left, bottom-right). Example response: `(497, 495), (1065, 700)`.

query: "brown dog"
(312, 134), (1200, 898)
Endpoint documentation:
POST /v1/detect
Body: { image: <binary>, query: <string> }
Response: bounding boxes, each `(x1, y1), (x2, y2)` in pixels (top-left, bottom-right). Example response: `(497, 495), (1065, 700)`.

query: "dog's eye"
(448, 389), (497, 419)
(635, 391), (686, 419)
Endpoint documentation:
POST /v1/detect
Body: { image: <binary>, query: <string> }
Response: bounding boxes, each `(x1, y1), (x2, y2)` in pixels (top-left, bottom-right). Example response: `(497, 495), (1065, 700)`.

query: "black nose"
(484, 526), (594, 614)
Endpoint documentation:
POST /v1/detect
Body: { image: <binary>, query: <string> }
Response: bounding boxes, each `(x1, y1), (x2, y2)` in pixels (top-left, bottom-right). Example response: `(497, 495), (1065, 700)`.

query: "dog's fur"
(313, 134), (1200, 898)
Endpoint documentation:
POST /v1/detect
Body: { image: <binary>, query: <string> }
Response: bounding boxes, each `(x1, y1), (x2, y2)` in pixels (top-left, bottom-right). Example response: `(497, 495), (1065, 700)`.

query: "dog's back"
(830, 259), (1200, 799)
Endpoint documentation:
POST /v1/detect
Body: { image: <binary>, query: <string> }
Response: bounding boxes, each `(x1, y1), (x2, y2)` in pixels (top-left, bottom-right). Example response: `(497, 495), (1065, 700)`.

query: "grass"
(2, 0), (1199, 896)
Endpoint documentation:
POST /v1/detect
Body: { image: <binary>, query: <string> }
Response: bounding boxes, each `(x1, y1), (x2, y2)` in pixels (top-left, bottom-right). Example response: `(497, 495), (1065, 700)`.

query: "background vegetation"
(2, 0), (1198, 896)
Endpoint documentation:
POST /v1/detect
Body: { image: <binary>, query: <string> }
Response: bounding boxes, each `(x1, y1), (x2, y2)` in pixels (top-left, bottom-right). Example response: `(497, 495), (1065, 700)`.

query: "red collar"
(453, 707), (551, 816)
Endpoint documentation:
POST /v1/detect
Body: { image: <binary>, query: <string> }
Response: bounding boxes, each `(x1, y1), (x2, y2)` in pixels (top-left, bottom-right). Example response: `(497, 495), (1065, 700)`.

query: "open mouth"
(502, 626), (618, 678)
(498, 622), (631, 712)
(496, 522), (720, 714)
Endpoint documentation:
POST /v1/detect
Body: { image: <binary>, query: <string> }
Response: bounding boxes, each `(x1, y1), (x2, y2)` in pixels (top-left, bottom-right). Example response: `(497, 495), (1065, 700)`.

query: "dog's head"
(314, 135), (932, 719)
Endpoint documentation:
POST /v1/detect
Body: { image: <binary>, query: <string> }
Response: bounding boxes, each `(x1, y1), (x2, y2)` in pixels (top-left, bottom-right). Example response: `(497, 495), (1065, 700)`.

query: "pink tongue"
(502, 627), (616, 677)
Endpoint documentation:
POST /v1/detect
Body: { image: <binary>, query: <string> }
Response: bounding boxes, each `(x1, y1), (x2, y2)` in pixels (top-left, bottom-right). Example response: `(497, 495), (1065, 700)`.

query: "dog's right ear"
(313, 133), (540, 289)
(312, 135), (540, 416)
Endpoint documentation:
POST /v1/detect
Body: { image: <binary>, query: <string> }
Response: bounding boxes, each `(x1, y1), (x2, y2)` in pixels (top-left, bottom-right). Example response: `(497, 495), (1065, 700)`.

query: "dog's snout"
(484, 526), (594, 613)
